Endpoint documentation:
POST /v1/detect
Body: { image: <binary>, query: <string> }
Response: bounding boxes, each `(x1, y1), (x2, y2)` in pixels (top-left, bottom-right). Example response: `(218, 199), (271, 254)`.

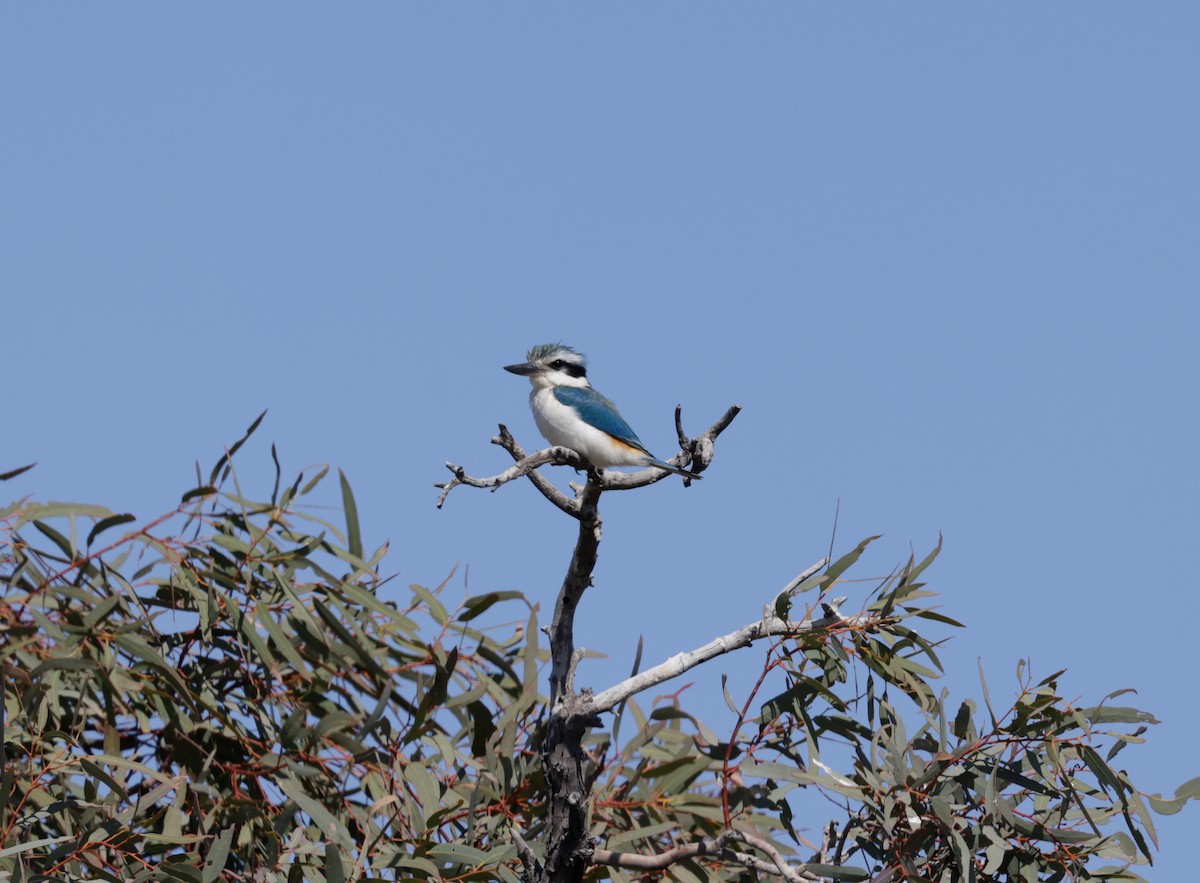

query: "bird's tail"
(647, 457), (702, 480)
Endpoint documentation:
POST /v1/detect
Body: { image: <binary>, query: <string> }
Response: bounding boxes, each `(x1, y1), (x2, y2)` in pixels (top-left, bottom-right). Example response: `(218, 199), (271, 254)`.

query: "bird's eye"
(550, 360), (564, 369)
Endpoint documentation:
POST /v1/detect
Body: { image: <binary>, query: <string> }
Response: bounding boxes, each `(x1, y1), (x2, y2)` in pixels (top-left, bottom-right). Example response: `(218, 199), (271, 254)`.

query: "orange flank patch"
(606, 436), (645, 456)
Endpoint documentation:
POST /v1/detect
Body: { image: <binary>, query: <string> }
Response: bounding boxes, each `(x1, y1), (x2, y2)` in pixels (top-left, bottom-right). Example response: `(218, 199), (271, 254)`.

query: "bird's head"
(504, 343), (590, 390)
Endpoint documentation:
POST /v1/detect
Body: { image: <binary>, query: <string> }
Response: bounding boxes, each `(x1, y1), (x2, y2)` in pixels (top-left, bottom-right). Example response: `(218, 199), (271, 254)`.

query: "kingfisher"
(504, 343), (701, 480)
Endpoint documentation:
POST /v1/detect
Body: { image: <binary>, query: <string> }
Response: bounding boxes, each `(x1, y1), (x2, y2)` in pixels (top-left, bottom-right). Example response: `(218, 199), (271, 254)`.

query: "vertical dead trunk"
(533, 481), (603, 883)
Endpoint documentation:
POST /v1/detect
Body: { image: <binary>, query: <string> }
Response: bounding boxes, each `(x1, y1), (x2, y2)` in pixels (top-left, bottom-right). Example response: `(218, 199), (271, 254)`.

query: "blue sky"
(4, 5), (1197, 877)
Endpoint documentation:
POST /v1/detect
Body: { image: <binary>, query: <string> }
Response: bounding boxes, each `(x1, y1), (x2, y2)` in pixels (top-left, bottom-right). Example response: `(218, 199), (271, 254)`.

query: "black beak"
(504, 362), (539, 376)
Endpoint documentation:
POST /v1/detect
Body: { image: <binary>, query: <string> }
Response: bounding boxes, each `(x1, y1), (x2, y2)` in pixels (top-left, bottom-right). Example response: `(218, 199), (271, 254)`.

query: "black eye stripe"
(547, 359), (587, 379)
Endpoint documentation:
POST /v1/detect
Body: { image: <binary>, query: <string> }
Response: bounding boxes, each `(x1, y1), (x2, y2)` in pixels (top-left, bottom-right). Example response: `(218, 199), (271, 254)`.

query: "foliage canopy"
(1, 422), (1195, 881)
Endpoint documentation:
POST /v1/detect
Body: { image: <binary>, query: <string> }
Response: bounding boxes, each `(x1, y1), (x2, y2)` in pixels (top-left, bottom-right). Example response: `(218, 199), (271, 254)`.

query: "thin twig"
(435, 446), (587, 510)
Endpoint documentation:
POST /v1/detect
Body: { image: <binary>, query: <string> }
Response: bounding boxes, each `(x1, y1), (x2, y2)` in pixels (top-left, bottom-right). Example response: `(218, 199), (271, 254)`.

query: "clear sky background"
(4, 5), (1197, 877)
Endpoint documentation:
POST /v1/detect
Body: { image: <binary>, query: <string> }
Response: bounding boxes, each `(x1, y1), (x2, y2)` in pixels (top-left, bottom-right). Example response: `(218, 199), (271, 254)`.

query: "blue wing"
(553, 385), (650, 455)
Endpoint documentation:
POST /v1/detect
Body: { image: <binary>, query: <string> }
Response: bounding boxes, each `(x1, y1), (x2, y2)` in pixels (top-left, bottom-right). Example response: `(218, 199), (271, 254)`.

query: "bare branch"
(729, 830), (819, 881)
(593, 829), (829, 881)
(727, 850), (819, 880)
(821, 820), (837, 865)
(492, 425), (582, 516)
(564, 647), (587, 698)
(583, 560), (888, 716)
(778, 558), (829, 598)
(437, 406), (742, 507)
(592, 831), (735, 871)
(585, 464), (690, 490)
(511, 828), (542, 881)
(435, 444), (588, 511)
(599, 403), (742, 490)
(700, 403), (742, 442)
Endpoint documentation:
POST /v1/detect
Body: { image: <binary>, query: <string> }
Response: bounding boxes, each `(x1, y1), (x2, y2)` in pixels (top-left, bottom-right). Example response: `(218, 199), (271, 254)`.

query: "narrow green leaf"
(30, 657), (101, 677)
(0, 836), (72, 857)
(299, 464), (331, 497)
(911, 609), (966, 628)
(255, 599), (312, 675)
(611, 634), (644, 754)
(411, 583), (449, 626)
(270, 442), (282, 505)
(276, 776), (351, 848)
(467, 700), (497, 756)
(694, 739), (741, 761)
(824, 536), (880, 587)
(312, 597), (387, 678)
(18, 501), (114, 526)
(1077, 744), (1125, 796)
(334, 578), (406, 621)
(71, 753), (177, 784)
(721, 673), (739, 715)
(476, 642), (521, 687)
(405, 759), (444, 824)
(338, 468), (362, 560)
(86, 512), (137, 548)
(800, 864), (868, 880)
(324, 843), (346, 883)
(1034, 667), (1068, 688)
(0, 462), (36, 481)
(427, 843), (490, 865)
(1079, 705), (1159, 726)
(201, 827), (234, 883)
(381, 856), (441, 874)
(1040, 826), (1100, 845)
(181, 485), (217, 503)
(667, 862), (707, 883)
(209, 408), (267, 484)
(80, 759), (130, 802)
(797, 698), (828, 758)
(212, 585), (276, 672)
(313, 711), (361, 744)
(905, 533), (943, 582)
(32, 519), (77, 559)
(493, 861), (523, 883)
(113, 633), (191, 695)
(601, 820), (692, 847)
(1124, 784), (1159, 852)
(774, 589), (792, 619)
(458, 591), (526, 622)
(650, 707), (695, 722)
(978, 659), (997, 726)
(1174, 775), (1200, 801)
(1147, 790), (1196, 816)
(159, 862), (204, 882)
(279, 467), (305, 509)
(983, 758), (1055, 796)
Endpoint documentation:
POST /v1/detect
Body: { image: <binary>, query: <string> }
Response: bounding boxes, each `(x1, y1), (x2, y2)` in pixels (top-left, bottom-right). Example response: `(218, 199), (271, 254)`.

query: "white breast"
(529, 388), (646, 469)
